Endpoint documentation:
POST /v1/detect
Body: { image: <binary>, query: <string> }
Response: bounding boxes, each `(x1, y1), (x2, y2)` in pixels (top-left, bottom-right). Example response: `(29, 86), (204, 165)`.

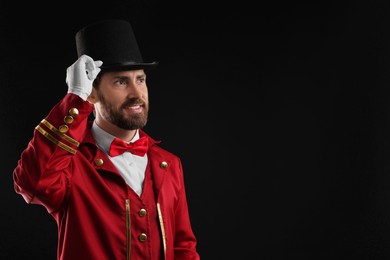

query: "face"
(93, 69), (149, 131)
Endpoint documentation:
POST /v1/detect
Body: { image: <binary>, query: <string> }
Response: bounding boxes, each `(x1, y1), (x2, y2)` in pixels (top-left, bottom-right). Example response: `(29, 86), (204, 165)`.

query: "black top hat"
(75, 19), (158, 71)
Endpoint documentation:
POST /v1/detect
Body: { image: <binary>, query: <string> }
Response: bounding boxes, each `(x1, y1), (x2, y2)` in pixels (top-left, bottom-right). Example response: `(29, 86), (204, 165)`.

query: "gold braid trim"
(40, 119), (80, 147)
(35, 125), (77, 154)
(157, 203), (167, 259)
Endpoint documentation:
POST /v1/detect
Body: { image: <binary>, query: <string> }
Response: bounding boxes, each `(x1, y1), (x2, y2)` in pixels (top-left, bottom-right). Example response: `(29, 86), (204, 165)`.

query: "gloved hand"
(66, 54), (103, 101)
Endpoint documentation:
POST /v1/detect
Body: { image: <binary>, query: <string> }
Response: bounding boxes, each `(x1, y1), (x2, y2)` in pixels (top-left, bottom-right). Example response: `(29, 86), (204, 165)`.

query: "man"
(13, 19), (200, 260)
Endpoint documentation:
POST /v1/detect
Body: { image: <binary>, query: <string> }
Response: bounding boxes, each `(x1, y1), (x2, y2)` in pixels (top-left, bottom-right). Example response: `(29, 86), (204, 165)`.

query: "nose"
(126, 82), (144, 99)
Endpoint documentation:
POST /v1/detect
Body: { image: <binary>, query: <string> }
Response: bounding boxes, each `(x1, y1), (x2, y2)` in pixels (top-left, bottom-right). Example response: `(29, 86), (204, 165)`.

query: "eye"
(114, 78), (127, 86)
(137, 77), (146, 84)
(118, 78), (127, 85)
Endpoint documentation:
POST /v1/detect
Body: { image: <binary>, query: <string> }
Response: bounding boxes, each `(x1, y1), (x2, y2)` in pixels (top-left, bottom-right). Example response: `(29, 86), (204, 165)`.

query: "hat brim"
(100, 61), (159, 72)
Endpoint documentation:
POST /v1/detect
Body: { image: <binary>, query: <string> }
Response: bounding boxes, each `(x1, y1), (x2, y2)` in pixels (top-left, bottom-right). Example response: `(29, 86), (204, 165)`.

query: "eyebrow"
(113, 73), (146, 80)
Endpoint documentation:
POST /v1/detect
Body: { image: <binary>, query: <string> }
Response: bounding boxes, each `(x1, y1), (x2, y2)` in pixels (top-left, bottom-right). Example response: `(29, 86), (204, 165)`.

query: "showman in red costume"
(13, 19), (200, 260)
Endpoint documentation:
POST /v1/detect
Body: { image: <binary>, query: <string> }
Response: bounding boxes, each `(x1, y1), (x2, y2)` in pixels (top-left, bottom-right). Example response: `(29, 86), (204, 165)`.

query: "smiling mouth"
(127, 105), (141, 109)
(124, 104), (143, 113)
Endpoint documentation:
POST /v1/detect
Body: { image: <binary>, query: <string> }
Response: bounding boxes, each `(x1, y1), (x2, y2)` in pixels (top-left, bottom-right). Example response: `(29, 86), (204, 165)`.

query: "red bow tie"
(109, 136), (149, 157)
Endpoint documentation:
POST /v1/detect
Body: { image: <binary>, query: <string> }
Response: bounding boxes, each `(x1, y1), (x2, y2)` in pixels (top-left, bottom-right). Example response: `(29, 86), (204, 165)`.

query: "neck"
(94, 118), (137, 142)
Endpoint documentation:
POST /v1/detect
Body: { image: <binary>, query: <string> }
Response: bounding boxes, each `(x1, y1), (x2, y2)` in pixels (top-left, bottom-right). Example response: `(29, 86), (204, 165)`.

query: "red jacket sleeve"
(13, 93), (94, 213)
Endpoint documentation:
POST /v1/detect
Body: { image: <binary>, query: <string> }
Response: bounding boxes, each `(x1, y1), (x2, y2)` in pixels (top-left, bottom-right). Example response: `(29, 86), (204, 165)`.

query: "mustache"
(121, 98), (145, 108)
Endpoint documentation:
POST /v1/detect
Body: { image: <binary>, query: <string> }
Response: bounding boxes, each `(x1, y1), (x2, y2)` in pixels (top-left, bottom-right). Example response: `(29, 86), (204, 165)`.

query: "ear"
(87, 87), (98, 104)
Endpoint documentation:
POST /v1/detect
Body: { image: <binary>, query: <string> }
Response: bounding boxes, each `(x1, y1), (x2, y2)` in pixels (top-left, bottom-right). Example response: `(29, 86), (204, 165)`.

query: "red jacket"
(13, 93), (200, 260)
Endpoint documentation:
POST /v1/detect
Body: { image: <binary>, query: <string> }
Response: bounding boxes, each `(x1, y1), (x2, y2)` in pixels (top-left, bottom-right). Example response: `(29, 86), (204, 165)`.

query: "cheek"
(104, 92), (126, 105)
(143, 89), (149, 99)
(112, 95), (127, 106)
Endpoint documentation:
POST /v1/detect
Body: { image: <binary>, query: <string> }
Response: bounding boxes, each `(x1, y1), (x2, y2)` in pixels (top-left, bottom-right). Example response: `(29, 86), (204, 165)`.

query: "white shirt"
(91, 121), (148, 196)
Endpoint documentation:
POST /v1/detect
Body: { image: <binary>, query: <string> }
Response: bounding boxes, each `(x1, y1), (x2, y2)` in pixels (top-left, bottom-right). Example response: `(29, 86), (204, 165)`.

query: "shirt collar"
(91, 121), (140, 155)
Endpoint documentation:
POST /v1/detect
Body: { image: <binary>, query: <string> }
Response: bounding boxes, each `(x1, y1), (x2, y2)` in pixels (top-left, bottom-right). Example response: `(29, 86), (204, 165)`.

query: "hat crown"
(75, 19), (157, 70)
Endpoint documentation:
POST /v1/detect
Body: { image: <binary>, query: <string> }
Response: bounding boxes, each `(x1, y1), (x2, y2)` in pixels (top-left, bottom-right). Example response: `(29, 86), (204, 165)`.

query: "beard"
(97, 91), (148, 130)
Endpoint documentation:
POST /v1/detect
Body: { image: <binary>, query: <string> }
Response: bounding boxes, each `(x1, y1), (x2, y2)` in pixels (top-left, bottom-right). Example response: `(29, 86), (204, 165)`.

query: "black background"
(3, 0), (390, 259)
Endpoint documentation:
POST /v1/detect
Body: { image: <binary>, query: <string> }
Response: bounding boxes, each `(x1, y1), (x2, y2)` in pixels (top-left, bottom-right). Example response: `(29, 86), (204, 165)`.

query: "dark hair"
(92, 73), (103, 89)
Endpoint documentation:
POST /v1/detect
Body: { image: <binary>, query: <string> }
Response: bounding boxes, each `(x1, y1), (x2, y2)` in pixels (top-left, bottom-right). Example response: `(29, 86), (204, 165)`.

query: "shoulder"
(151, 144), (179, 160)
(140, 130), (182, 162)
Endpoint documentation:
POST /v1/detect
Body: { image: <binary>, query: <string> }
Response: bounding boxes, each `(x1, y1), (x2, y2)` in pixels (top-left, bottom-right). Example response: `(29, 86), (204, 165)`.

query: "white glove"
(66, 54), (103, 101)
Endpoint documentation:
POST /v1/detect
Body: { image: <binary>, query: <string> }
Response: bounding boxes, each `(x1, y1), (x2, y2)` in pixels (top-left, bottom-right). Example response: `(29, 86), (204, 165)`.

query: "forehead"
(102, 69), (146, 78)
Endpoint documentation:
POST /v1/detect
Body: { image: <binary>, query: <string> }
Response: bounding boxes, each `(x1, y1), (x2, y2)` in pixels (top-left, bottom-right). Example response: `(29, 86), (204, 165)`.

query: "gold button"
(95, 159), (104, 166)
(69, 108), (79, 117)
(160, 161), (168, 169)
(64, 115), (74, 124)
(139, 209), (147, 217)
(139, 233), (147, 242)
(58, 125), (69, 133)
